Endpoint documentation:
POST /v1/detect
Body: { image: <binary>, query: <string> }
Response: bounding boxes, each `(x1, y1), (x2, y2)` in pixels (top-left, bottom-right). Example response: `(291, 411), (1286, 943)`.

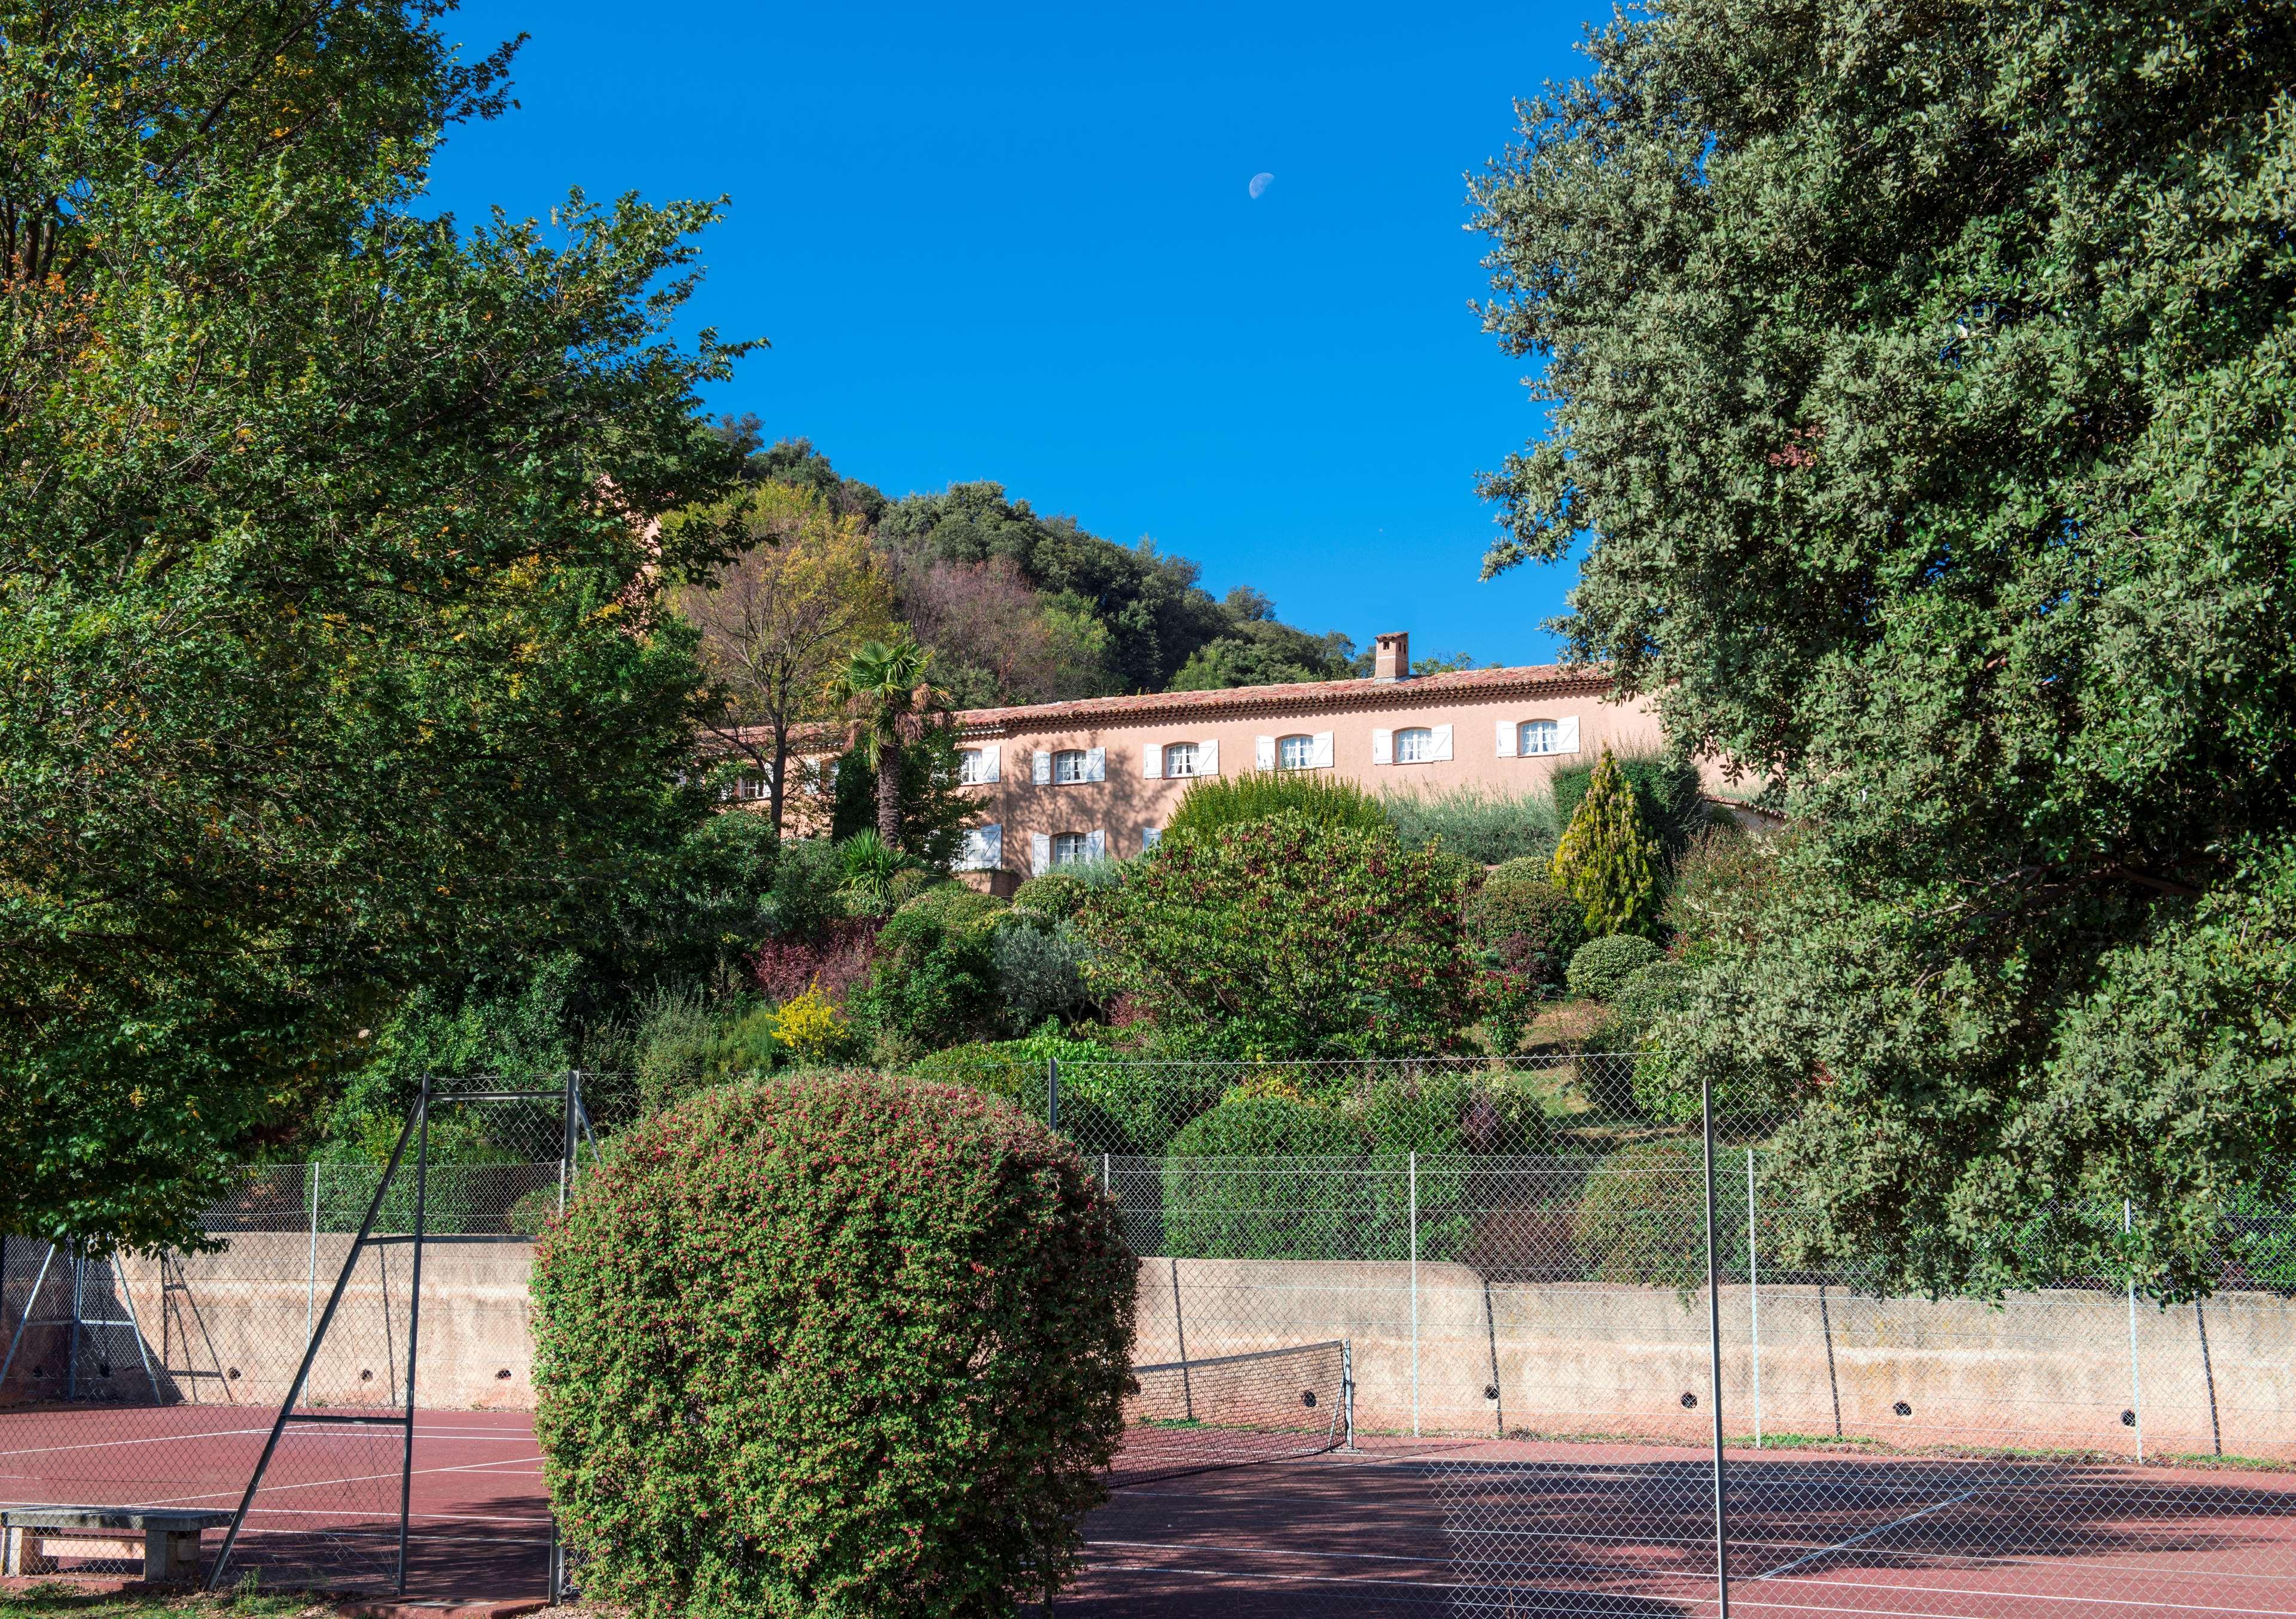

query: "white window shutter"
(1312, 731), (1334, 768)
(1032, 749), (1052, 784)
(1432, 723), (1454, 761)
(1086, 828), (1106, 861)
(961, 823), (1003, 871)
(983, 747), (1000, 783)
(1199, 738), (1219, 775)
(1142, 743), (1162, 779)
(1030, 831), (1053, 873)
(1255, 735), (1276, 769)
(1495, 719), (1517, 758)
(1556, 715), (1581, 754)
(1086, 746), (1106, 782)
(1371, 728), (1392, 765)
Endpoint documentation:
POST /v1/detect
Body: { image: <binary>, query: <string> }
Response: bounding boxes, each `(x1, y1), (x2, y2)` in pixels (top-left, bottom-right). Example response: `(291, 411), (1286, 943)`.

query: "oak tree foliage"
(1473, 0), (2296, 1292)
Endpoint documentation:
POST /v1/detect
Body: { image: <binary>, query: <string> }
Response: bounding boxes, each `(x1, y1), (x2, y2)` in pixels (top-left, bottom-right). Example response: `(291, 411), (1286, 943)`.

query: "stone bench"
(1, 1508), (236, 1583)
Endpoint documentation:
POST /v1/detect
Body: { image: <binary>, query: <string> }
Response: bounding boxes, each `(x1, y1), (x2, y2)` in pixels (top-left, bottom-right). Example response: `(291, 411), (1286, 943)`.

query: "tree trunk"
(876, 733), (902, 849)
(768, 725), (789, 842)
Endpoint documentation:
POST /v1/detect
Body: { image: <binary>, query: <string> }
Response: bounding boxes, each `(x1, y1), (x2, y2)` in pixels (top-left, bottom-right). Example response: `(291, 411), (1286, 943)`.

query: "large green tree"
(0, 1), (751, 1249)
(1472, 0), (2296, 1292)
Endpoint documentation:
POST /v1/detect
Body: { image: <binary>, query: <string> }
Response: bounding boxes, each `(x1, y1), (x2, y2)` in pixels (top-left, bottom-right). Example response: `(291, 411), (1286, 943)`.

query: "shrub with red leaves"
(748, 918), (878, 1004)
(531, 1071), (1136, 1619)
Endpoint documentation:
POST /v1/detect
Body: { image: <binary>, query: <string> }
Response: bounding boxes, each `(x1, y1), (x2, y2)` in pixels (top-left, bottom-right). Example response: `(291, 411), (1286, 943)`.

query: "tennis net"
(1111, 1340), (1351, 1486)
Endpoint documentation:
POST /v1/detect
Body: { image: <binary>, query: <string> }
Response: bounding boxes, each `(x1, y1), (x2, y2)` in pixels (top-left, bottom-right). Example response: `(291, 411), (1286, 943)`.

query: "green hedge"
(1566, 934), (1666, 1001)
(532, 1071), (1135, 1618)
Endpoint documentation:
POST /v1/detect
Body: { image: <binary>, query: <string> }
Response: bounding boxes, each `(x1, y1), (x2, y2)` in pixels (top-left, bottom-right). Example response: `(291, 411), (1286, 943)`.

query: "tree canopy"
(0, 1), (748, 1248)
(1472, 0), (2296, 1292)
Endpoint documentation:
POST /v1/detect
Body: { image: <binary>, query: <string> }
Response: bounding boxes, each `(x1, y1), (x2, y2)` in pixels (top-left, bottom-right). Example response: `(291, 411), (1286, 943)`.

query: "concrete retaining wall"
(13, 1242), (2291, 1462)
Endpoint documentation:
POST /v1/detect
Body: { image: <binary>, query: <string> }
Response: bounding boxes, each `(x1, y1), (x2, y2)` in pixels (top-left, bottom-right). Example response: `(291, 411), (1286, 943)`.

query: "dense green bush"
(1566, 934), (1666, 1001)
(991, 913), (1096, 1027)
(1571, 1137), (1715, 1292)
(1079, 814), (1478, 1057)
(762, 836), (849, 940)
(1661, 822), (1782, 964)
(1162, 770), (1389, 842)
(1382, 786), (1560, 865)
(1011, 871), (1091, 920)
(533, 1072), (1135, 1619)
(1162, 1096), (1367, 1259)
(1469, 861), (1588, 1051)
(847, 887), (1007, 1060)
(908, 1032), (1137, 1154)
(628, 988), (785, 1115)
(1551, 751), (1708, 862)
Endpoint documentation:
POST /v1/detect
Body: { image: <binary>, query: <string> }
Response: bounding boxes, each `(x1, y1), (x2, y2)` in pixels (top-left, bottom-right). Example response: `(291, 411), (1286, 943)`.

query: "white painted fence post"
(1409, 1151), (1420, 1439)
(1748, 1148), (1762, 1450)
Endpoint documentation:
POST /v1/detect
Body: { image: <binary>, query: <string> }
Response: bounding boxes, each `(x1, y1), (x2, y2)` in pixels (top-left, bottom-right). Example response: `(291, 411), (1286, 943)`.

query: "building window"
(1395, 727), (1437, 764)
(718, 770), (770, 803)
(959, 748), (995, 785)
(1052, 749), (1090, 784)
(1277, 734), (1315, 770)
(1163, 742), (1202, 778)
(1519, 719), (1560, 756)
(1051, 831), (1091, 866)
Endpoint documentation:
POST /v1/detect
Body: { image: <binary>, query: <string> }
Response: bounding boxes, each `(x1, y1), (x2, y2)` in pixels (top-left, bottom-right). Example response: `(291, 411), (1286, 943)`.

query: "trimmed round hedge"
(1565, 932), (1666, 1001)
(1161, 1095), (1364, 1260)
(532, 1071), (1136, 1619)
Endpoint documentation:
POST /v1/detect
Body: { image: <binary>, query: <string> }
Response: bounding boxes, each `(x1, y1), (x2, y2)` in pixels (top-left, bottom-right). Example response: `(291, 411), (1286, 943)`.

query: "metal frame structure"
(205, 1072), (589, 1595)
(0, 1247), (162, 1404)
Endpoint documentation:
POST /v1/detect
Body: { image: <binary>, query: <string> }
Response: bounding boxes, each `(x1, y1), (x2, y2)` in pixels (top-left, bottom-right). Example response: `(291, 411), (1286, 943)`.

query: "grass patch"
(0, 1590), (323, 1619)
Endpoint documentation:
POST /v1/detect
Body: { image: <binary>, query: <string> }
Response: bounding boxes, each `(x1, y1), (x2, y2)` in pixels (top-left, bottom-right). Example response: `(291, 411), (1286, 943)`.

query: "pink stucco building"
(938, 632), (1666, 889)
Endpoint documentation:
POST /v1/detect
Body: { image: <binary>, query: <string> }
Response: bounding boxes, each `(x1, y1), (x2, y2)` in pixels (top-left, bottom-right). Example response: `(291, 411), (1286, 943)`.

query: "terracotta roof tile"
(953, 663), (1612, 736)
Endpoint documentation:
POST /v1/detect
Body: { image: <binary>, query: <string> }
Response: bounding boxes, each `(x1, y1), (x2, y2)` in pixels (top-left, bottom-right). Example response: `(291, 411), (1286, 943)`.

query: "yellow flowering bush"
(770, 984), (857, 1065)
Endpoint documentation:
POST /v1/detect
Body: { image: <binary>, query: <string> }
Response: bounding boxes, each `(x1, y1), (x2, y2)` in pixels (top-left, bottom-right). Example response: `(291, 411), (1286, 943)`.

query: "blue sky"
(423, 2), (1596, 667)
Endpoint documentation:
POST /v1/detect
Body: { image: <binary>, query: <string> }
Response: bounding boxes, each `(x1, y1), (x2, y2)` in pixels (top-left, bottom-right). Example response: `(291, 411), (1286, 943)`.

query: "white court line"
(139, 1450), (546, 1510)
(0, 1425), (275, 1459)
(1751, 1491), (1979, 1581)
(1088, 1538), (1443, 1568)
(1087, 1557), (1458, 1594)
(1725, 1575), (2296, 1619)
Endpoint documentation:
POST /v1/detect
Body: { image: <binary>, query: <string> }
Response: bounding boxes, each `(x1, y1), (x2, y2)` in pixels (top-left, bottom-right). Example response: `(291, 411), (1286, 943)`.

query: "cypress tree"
(1551, 746), (1663, 938)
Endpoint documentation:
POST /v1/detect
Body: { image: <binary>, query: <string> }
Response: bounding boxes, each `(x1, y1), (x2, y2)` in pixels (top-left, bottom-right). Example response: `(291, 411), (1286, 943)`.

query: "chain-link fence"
(7, 1056), (2294, 1613)
(926, 1052), (2296, 1615)
(0, 1077), (586, 1594)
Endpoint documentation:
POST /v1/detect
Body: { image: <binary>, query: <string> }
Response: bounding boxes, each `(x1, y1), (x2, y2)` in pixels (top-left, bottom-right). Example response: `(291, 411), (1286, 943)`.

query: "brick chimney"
(1373, 631), (1410, 682)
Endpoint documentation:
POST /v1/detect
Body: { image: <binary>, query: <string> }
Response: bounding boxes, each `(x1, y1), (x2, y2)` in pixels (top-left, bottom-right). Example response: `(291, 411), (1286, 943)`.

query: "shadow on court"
(1065, 1445), (2296, 1618)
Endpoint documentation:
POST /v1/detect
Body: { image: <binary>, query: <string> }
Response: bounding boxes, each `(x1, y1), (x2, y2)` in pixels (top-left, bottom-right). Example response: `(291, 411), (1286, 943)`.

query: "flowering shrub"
(532, 1072), (1136, 1619)
(1078, 813), (1477, 1057)
(768, 984), (858, 1065)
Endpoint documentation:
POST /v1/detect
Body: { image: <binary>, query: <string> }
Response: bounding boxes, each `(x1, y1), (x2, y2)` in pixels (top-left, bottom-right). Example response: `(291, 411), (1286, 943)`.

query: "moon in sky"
(1248, 172), (1274, 199)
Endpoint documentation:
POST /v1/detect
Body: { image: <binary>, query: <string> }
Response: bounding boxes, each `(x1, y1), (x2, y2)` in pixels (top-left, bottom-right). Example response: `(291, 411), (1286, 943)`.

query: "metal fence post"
(1047, 1056), (1059, 1132)
(306, 1161), (321, 1351)
(2125, 1197), (2144, 1464)
(1746, 1147), (1761, 1450)
(1409, 1149), (1420, 1440)
(1703, 1075), (1731, 1619)
(397, 1078), (432, 1595)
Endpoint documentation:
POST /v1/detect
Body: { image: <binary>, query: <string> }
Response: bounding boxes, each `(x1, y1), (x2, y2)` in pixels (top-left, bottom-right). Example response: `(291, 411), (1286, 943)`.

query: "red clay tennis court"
(7, 1407), (2296, 1614)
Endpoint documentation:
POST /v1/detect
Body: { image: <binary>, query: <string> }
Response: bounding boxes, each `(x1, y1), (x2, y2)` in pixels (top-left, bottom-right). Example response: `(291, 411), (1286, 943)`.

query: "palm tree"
(825, 634), (941, 849)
